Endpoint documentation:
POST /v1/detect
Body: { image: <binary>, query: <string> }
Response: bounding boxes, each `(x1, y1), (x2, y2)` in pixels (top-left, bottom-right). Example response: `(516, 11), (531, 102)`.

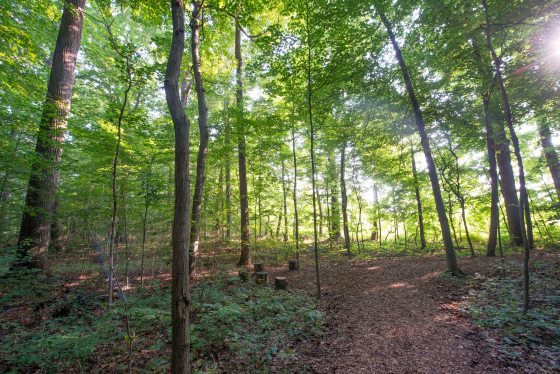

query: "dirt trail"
(271, 255), (512, 373)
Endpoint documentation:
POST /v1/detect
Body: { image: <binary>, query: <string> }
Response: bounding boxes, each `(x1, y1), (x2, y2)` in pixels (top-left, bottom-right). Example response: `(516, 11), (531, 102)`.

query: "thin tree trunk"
(483, 94), (499, 256)
(374, 182), (382, 246)
(483, 0), (530, 312)
(460, 200), (475, 256)
(276, 212), (282, 238)
(108, 48), (133, 306)
(325, 181), (333, 250)
(236, 20), (251, 266)
(316, 183), (323, 237)
(357, 190), (364, 250)
(340, 141), (351, 254)
(537, 120), (560, 200)
(164, 0), (191, 371)
(282, 159), (289, 242)
(377, 8), (461, 275)
(17, 0), (87, 270)
(189, 0), (209, 277)
(140, 176), (149, 285)
(121, 182), (130, 289)
(225, 103), (232, 242)
(410, 147), (426, 249)
(329, 156), (341, 239)
(305, 0), (321, 298)
(291, 111), (300, 263)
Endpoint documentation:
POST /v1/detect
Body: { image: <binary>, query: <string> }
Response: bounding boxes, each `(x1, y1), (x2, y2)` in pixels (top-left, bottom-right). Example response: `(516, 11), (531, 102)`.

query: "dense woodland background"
(0, 0), (559, 372)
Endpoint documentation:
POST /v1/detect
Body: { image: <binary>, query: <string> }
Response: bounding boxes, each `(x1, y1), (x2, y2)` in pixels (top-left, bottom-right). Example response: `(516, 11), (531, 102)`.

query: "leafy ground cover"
(0, 255), (323, 373)
(462, 253), (560, 372)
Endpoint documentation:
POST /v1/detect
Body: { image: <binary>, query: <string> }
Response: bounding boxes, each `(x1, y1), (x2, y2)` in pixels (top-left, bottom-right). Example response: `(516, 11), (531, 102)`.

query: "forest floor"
(266, 250), (559, 373)
(1, 243), (558, 373)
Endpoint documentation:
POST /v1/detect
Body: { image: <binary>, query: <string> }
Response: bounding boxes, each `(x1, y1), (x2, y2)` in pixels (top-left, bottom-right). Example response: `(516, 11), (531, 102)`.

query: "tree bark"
(328, 156), (341, 239)
(164, 0), (191, 371)
(483, 95), (499, 256)
(281, 159), (289, 242)
(291, 110), (300, 261)
(340, 141), (351, 254)
(483, 0), (531, 312)
(189, 0), (210, 277)
(495, 122), (523, 245)
(537, 120), (560, 200)
(50, 194), (63, 252)
(377, 8), (461, 275)
(305, 0), (321, 298)
(410, 147), (426, 249)
(108, 45), (132, 306)
(235, 20), (251, 266)
(224, 102), (232, 242)
(17, 0), (87, 270)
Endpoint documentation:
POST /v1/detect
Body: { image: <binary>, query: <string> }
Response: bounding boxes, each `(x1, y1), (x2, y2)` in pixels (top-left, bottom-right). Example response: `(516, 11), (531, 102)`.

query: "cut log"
(288, 260), (299, 271)
(254, 263), (264, 272)
(255, 271), (268, 285)
(274, 277), (287, 290)
(239, 269), (249, 282)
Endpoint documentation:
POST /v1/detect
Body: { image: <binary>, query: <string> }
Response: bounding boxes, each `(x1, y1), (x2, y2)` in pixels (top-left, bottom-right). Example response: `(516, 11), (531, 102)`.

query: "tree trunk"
(107, 44), (132, 306)
(189, 0), (210, 277)
(235, 20), (251, 266)
(316, 183), (323, 237)
(305, 0), (321, 298)
(377, 8), (461, 275)
(340, 141), (351, 254)
(140, 178), (149, 285)
(291, 112), (300, 260)
(328, 156), (341, 239)
(281, 159), (289, 242)
(537, 120), (560, 200)
(410, 147), (426, 249)
(494, 121), (523, 245)
(374, 182), (382, 246)
(17, 0), (87, 270)
(50, 194), (63, 252)
(483, 95), (499, 256)
(483, 0), (530, 311)
(164, 0), (191, 371)
(225, 104), (232, 242)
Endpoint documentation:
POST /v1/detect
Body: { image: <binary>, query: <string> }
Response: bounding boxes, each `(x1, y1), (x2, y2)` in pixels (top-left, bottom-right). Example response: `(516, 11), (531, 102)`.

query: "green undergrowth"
(463, 258), (560, 371)
(0, 268), (323, 373)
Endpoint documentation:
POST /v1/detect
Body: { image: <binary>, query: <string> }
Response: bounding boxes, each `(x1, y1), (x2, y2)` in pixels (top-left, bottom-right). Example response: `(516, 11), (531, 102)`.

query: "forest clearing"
(1, 0), (560, 372)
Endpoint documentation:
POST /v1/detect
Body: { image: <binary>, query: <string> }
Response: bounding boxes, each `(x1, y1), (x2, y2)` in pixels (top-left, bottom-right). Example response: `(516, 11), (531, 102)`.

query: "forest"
(0, 0), (559, 372)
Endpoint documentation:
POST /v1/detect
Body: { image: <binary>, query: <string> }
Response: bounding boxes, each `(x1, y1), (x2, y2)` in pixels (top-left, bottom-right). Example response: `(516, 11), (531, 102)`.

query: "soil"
(269, 254), (517, 373)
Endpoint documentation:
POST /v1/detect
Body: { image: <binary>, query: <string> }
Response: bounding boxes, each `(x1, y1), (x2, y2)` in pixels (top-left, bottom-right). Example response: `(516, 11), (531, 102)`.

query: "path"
(271, 255), (512, 373)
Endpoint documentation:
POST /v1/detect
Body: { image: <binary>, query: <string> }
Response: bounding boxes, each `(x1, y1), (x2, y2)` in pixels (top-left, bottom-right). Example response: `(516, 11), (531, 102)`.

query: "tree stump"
(274, 277), (287, 290)
(239, 269), (249, 282)
(255, 271), (268, 285)
(254, 263), (265, 273)
(288, 260), (299, 271)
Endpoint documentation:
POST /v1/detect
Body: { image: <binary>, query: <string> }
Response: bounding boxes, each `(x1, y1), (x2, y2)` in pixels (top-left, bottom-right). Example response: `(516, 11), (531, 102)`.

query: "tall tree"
(291, 115), (300, 265)
(376, 7), (461, 275)
(483, 95), (500, 256)
(306, 0), (321, 298)
(340, 141), (351, 254)
(16, 0), (87, 270)
(189, 0), (210, 277)
(164, 0), (191, 371)
(235, 17), (251, 266)
(482, 0), (531, 311)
